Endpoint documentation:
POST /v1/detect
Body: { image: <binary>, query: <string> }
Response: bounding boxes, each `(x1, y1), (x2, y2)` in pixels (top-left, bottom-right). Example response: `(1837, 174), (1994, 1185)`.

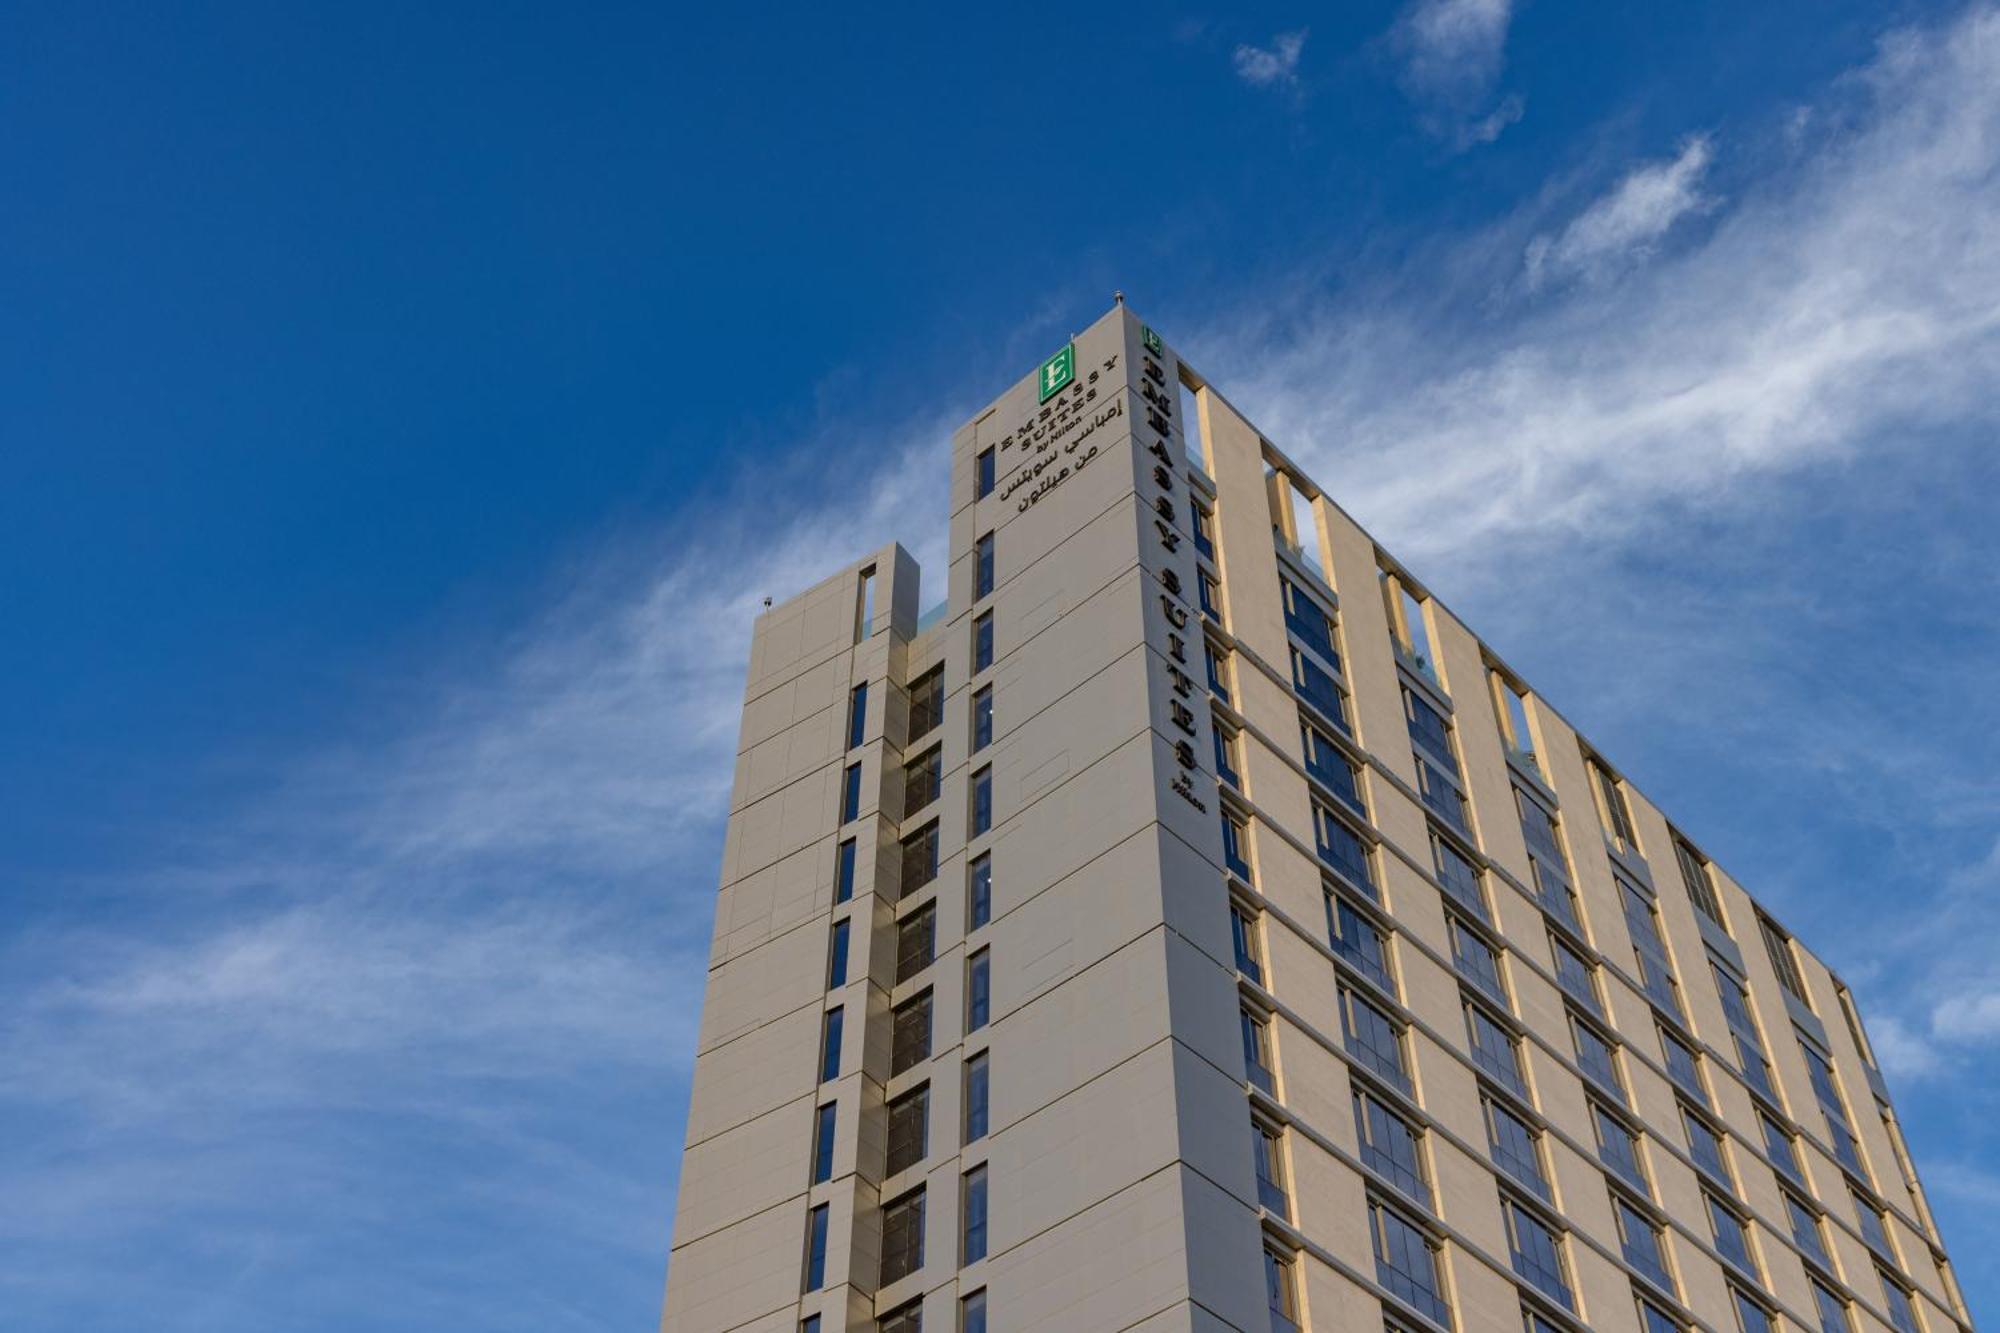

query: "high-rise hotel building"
(660, 304), (1968, 1333)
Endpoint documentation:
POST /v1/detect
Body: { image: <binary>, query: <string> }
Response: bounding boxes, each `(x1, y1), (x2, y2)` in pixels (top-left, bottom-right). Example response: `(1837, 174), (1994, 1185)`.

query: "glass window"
(1466, 999), (1526, 1097)
(1198, 569), (1222, 622)
(1761, 1112), (1804, 1184)
(1503, 1199), (1573, 1310)
(1879, 1270), (1920, 1333)
(1573, 1013), (1626, 1102)
(1230, 902), (1264, 984)
(961, 1165), (988, 1264)
(1674, 836), (1726, 928)
(1593, 1101), (1647, 1193)
(974, 531), (994, 598)
(961, 1289), (987, 1333)
(1314, 801), (1374, 892)
(1659, 1025), (1706, 1104)
(966, 949), (991, 1031)
(1589, 757), (1636, 847)
(1813, 1281), (1852, 1333)
(975, 445), (995, 498)
(967, 852), (992, 930)
(896, 904), (936, 983)
(841, 762), (862, 823)
(827, 918), (850, 989)
(973, 610), (994, 672)
(1733, 1288), (1773, 1333)
(1451, 916), (1507, 1005)
(880, 1187), (925, 1285)
(908, 666), (944, 741)
(1403, 688), (1454, 765)
(1354, 1087), (1429, 1207)
(1204, 637), (1232, 704)
(1241, 1006), (1277, 1095)
(886, 1084), (929, 1176)
(1301, 718), (1365, 814)
(971, 685), (993, 751)
(901, 822), (940, 898)
(963, 1052), (989, 1143)
(1683, 1104), (1732, 1188)
(1290, 644), (1350, 733)
(969, 764), (993, 837)
(819, 1007), (843, 1083)
(1432, 831), (1487, 919)
(1343, 986), (1409, 1091)
(1223, 809), (1254, 881)
(1371, 1197), (1450, 1325)
(1265, 1245), (1302, 1333)
(812, 1101), (837, 1184)
(848, 683), (869, 750)
(1214, 722), (1242, 791)
(891, 991), (932, 1075)
(1551, 934), (1601, 1014)
(879, 1301), (921, 1333)
(1852, 1189), (1893, 1259)
(1327, 891), (1394, 992)
(1759, 913), (1809, 1004)
(1192, 500), (1215, 559)
(1253, 1118), (1290, 1216)
(1707, 1193), (1756, 1276)
(1415, 753), (1468, 834)
(1484, 1095), (1549, 1200)
(803, 1202), (830, 1291)
(1638, 1300), (1683, 1333)
(834, 837), (857, 905)
(904, 746), (942, 818)
(1616, 1195), (1674, 1293)
(1786, 1191), (1830, 1269)
(804, 1317), (822, 1333)
(1281, 576), (1338, 663)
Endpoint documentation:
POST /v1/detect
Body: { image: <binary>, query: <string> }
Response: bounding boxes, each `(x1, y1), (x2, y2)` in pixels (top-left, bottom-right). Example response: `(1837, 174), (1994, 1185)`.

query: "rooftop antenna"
(1113, 290), (1125, 305)
(762, 596), (772, 609)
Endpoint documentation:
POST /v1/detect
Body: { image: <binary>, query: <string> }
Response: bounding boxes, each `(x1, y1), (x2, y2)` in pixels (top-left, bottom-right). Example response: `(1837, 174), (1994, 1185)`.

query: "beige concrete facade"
(661, 306), (1971, 1333)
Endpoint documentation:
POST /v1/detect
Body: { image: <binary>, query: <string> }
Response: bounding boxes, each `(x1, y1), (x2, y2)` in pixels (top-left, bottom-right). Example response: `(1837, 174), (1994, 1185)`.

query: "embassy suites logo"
(1037, 342), (1075, 403)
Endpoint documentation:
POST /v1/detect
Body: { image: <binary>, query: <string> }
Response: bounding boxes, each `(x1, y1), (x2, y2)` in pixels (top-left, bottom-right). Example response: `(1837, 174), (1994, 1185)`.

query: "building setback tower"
(660, 305), (1969, 1333)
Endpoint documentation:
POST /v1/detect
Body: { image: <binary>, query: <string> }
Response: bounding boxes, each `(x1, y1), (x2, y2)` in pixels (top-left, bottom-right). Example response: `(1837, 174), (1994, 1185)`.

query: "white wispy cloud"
(1394, 0), (1519, 145)
(1233, 29), (1307, 90)
(1525, 136), (1716, 287)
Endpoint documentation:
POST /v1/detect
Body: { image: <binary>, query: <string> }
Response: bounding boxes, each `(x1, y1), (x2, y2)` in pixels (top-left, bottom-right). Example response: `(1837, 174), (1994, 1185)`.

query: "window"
(963, 1052), (989, 1143)
(1852, 1188), (1893, 1260)
(1503, 1199), (1573, 1310)
(819, 1008), (843, 1083)
(1383, 571), (1437, 678)
(1343, 986), (1410, 1091)
(886, 1083), (929, 1176)
(1835, 983), (1878, 1069)
(975, 445), (996, 498)
(804, 1317), (822, 1333)
(1551, 935), (1600, 1017)
(1593, 1101), (1648, 1193)
(1732, 1286), (1773, 1333)
(969, 764), (993, 837)
(1403, 688), (1454, 765)
(967, 853), (992, 930)
(1800, 1040), (1864, 1176)
(1314, 800), (1373, 892)
(1230, 902), (1265, 984)
(1198, 569), (1222, 622)
(896, 905), (936, 983)
(1638, 1299), (1683, 1333)
(1432, 831), (1487, 919)
(961, 1289), (987, 1333)
(1620, 881), (1684, 1020)
(1616, 1195), (1674, 1293)
(892, 991), (932, 1075)
(1192, 500), (1215, 559)
(1327, 891), (1394, 992)
(974, 531), (994, 599)
(1241, 1006), (1277, 1095)
(1253, 1117), (1290, 1215)
(1786, 1192), (1830, 1270)
(1714, 960), (1777, 1103)
(880, 1187), (925, 1285)
(812, 1102), (837, 1184)
(1878, 1269), (1920, 1333)
(1415, 752), (1469, 833)
(848, 683), (869, 750)
(908, 666), (944, 742)
(1812, 1281), (1852, 1333)
(1492, 669), (1537, 768)
(971, 685), (993, 751)
(1573, 1013), (1626, 1103)
(1759, 913), (1809, 1005)
(904, 746), (942, 818)
(961, 1165), (988, 1264)
(1588, 756), (1636, 849)
(1354, 1087), (1429, 1207)
(1466, 999), (1526, 1097)
(1371, 1197), (1450, 1324)
(901, 822), (940, 898)
(841, 762), (862, 823)
(1204, 638), (1232, 703)
(1760, 1112), (1804, 1185)
(972, 610), (994, 672)
(880, 1302), (922, 1333)
(1222, 809), (1254, 881)
(1673, 836), (1726, 928)
(1451, 916), (1507, 1005)
(1659, 1025), (1707, 1105)
(1214, 722), (1242, 791)
(803, 1202), (830, 1291)
(966, 949), (991, 1031)
(1301, 719), (1364, 813)
(827, 919), (851, 988)
(1484, 1095), (1550, 1200)
(1683, 1104), (1732, 1188)
(1266, 1244), (1303, 1333)
(1707, 1193), (1755, 1276)
(834, 838), (857, 904)
(856, 567), (875, 643)
(1281, 576), (1338, 663)
(1291, 645), (1350, 733)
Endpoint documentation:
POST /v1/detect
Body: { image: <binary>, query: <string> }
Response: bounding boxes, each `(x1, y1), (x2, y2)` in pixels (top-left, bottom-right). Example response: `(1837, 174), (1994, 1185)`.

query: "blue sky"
(4, 2), (1999, 1328)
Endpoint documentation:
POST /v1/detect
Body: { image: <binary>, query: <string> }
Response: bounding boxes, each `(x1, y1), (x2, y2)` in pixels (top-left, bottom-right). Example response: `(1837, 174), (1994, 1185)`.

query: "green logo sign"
(1142, 326), (1163, 356)
(1037, 342), (1075, 402)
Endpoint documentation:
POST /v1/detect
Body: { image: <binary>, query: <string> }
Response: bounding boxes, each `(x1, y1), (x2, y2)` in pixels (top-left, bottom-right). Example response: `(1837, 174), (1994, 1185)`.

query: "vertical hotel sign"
(1037, 342), (1075, 402)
